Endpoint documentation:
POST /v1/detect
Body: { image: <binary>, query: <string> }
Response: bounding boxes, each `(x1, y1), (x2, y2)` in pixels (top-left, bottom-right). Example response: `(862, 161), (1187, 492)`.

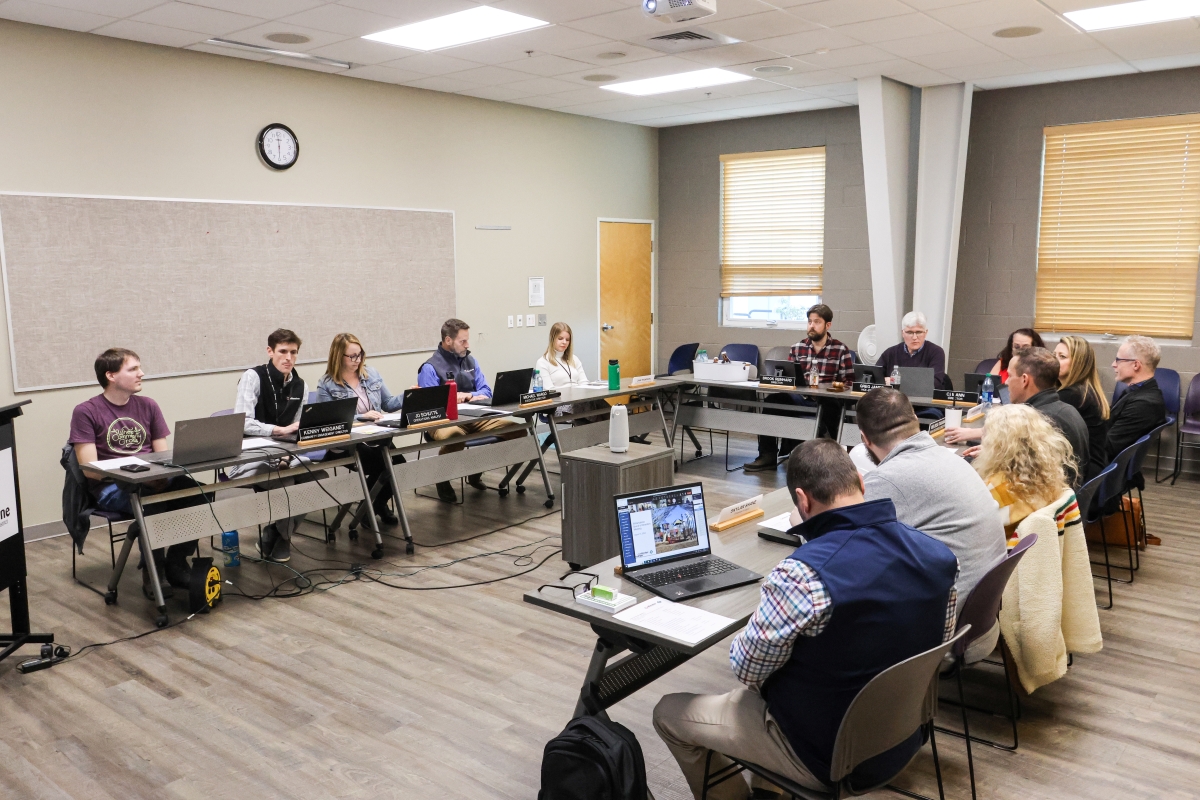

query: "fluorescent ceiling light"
(601, 68), (753, 96)
(1064, 0), (1200, 31)
(363, 6), (549, 51)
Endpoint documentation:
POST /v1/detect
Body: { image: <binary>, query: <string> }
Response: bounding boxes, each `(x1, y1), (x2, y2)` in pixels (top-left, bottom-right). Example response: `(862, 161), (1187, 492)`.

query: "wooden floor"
(2, 432), (1199, 799)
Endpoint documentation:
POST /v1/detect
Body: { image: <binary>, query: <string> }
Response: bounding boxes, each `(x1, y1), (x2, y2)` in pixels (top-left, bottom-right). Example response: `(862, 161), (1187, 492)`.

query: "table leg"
(351, 448), (384, 560)
(573, 625), (692, 719)
(131, 493), (169, 628)
(515, 425), (554, 489)
(105, 523), (139, 604)
(655, 396), (673, 451)
(529, 417), (556, 509)
(381, 446), (415, 555)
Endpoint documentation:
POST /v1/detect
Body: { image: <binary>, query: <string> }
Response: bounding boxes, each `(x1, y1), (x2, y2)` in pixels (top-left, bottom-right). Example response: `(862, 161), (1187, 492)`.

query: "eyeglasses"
(344, 352), (364, 361)
(537, 570), (598, 599)
(1113, 357), (1138, 364)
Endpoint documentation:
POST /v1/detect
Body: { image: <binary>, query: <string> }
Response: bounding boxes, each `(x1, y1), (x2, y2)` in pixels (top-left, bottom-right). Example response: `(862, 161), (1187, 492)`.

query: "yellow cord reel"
(188, 557), (222, 613)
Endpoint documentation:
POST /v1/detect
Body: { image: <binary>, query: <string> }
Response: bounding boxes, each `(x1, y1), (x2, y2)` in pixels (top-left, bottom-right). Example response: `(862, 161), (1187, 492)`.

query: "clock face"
(258, 124), (298, 170)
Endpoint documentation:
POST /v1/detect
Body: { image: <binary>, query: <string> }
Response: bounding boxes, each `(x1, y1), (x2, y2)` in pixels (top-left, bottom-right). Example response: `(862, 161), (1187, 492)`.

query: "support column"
(913, 82), (974, 353)
(858, 76), (914, 353)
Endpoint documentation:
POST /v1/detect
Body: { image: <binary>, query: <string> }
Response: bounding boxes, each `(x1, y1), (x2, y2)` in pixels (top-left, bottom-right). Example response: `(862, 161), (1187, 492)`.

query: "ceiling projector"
(642, 0), (717, 24)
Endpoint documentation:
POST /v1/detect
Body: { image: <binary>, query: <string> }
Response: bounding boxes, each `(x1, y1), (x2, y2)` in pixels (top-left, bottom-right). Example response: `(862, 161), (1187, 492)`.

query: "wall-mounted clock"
(257, 123), (299, 170)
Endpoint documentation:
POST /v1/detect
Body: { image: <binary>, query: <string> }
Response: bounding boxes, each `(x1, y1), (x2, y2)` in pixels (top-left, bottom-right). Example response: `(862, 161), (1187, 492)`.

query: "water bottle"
(608, 359), (621, 390)
(981, 375), (994, 405)
(446, 379), (458, 420)
(696, 349), (708, 362)
(890, 365), (902, 388)
(532, 369), (543, 393)
(221, 530), (240, 567)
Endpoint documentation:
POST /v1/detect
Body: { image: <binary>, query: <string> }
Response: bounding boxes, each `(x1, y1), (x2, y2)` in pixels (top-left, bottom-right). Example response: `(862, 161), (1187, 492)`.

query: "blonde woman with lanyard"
(535, 322), (606, 425)
(317, 333), (404, 525)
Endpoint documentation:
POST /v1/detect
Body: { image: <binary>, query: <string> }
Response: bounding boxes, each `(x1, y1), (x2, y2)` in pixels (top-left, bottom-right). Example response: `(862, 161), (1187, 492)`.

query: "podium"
(0, 400), (53, 664)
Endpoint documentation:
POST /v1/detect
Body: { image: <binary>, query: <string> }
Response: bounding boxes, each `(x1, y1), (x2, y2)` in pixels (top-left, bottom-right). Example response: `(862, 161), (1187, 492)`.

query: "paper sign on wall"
(529, 277), (545, 307)
(0, 448), (18, 543)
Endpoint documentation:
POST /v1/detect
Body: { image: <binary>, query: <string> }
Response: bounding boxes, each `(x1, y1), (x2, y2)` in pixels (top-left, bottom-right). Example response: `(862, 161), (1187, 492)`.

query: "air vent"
(668, 0), (696, 7)
(641, 26), (739, 54)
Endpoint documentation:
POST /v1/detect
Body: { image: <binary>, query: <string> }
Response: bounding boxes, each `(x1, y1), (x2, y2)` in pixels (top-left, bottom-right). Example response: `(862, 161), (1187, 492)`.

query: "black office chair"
(60, 443), (134, 597)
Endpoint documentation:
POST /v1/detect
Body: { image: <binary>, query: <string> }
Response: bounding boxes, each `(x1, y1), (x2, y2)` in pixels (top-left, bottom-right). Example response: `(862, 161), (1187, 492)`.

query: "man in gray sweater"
(857, 387), (1007, 660)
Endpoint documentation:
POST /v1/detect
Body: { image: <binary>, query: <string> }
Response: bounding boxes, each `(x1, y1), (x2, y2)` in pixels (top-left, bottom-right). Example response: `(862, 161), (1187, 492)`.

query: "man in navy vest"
(418, 318), (524, 503)
(654, 439), (959, 798)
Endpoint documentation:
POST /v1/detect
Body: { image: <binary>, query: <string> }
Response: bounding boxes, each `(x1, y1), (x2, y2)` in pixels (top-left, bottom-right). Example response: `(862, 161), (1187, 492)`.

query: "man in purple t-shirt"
(69, 348), (198, 599)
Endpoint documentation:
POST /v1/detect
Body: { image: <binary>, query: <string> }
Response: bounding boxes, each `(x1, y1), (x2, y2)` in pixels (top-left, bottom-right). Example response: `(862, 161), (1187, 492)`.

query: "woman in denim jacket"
(318, 333), (404, 525)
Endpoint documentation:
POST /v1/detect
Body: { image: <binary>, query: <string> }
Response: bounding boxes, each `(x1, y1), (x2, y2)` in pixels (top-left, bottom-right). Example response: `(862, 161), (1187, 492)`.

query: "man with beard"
(857, 387), (1005, 661)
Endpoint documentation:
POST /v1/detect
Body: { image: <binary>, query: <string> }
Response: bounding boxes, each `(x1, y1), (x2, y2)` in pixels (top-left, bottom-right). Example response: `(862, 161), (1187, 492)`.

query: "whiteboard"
(0, 193), (456, 391)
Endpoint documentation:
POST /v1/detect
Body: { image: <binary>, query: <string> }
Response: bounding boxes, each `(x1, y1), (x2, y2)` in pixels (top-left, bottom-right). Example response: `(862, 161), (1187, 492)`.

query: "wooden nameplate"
(407, 418), (449, 430)
(930, 427), (946, 440)
(629, 379), (656, 388)
(964, 412), (986, 423)
(298, 433), (352, 447)
(711, 508), (765, 532)
(519, 399), (555, 409)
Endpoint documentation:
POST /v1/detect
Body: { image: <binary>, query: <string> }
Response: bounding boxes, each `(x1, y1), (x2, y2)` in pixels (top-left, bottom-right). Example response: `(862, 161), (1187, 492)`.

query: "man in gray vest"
(418, 318), (524, 503)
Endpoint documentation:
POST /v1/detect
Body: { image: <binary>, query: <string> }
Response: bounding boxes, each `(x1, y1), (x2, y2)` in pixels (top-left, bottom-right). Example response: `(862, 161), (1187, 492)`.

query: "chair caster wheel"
(498, 488), (509, 497)
(348, 529), (359, 541)
(104, 590), (117, 605)
(406, 541), (415, 555)
(155, 615), (168, 628)
(544, 499), (554, 509)
(516, 485), (526, 494)
(371, 547), (383, 560)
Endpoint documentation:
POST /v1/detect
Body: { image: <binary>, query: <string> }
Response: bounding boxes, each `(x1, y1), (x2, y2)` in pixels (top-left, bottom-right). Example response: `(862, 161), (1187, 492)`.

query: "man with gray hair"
(876, 310), (949, 390)
(1107, 334), (1166, 463)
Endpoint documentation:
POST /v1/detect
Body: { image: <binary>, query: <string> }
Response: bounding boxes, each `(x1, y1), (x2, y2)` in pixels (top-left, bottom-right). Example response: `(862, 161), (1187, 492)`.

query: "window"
(720, 147), (826, 328)
(1035, 114), (1200, 339)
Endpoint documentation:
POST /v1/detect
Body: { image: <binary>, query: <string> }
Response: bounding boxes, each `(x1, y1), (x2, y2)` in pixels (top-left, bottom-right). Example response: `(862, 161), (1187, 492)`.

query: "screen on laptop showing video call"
(615, 484), (710, 569)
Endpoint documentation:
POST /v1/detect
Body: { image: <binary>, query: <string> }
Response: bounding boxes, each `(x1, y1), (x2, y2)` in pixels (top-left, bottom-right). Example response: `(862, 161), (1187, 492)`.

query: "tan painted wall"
(0, 20), (657, 526)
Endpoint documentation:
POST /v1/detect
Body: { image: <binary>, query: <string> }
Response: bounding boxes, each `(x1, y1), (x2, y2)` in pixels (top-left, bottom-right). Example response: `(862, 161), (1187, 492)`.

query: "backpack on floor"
(538, 715), (648, 800)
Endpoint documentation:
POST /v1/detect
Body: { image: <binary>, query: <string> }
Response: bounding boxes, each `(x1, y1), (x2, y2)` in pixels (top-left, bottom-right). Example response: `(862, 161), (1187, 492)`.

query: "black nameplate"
(852, 381), (881, 393)
(928, 418), (947, 435)
(298, 421), (352, 443)
(934, 390), (979, 404)
(759, 375), (797, 388)
(521, 390), (555, 405)
(406, 408), (446, 426)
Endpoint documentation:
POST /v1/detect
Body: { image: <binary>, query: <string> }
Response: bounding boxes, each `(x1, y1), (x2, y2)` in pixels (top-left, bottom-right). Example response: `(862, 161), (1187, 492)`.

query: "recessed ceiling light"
(583, 74), (618, 82)
(601, 68), (753, 96)
(363, 7), (549, 51)
(265, 32), (310, 44)
(596, 51), (627, 59)
(993, 25), (1042, 37)
(1065, 0), (1200, 31)
(753, 64), (793, 74)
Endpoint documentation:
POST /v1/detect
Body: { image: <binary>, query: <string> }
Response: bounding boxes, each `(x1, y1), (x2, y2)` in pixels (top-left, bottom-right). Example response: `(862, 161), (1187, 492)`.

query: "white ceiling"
(2, 0), (1198, 127)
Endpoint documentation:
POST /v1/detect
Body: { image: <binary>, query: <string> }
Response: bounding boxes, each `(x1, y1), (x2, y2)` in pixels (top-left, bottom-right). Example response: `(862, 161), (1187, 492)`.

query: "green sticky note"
(591, 585), (616, 601)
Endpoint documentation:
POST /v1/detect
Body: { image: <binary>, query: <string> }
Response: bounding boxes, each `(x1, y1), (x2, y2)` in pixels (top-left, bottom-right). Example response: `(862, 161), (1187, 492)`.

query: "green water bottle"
(608, 359), (620, 390)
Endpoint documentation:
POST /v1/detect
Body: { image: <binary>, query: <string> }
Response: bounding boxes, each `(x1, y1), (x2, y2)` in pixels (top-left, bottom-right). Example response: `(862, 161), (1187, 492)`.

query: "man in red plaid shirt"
(744, 304), (854, 472)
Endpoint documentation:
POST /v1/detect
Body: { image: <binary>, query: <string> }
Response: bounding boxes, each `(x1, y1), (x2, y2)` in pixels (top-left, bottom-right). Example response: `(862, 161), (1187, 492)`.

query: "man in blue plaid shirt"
(654, 440), (959, 798)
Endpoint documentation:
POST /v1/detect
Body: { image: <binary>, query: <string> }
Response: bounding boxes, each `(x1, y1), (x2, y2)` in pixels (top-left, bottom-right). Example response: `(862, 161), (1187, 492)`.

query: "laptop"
(854, 364), (884, 385)
(762, 359), (797, 380)
(154, 413), (246, 466)
(274, 397), (358, 442)
(897, 367), (935, 399)
(464, 367), (535, 410)
(614, 482), (762, 601)
(379, 384), (451, 429)
(963, 372), (1002, 396)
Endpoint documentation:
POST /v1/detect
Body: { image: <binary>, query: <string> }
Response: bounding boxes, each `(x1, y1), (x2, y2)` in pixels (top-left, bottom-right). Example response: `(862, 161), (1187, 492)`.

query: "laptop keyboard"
(637, 557), (738, 588)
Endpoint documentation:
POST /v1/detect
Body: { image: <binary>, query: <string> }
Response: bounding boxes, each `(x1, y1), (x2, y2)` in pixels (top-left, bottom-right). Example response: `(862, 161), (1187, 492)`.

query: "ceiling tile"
(599, 54), (720, 79)
(404, 74), (478, 92)
(735, 97), (850, 115)
(498, 53), (593, 76)
(876, 30), (981, 58)
(755, 28), (864, 57)
(910, 45), (1011, 70)
(926, 0), (1059, 30)
(794, 44), (897, 69)
(380, 50), (483, 74)
(189, 0), (327, 17)
(432, 24), (607, 65)
(556, 96), (667, 115)
(557, 41), (664, 66)
(833, 13), (950, 43)
(491, 0), (626, 24)
(674, 42), (788, 68)
(802, 80), (860, 97)
(503, 75), (581, 95)
(510, 93), (588, 109)
(266, 55), (347, 73)
(456, 84), (533, 101)
(1130, 53), (1200, 72)
(685, 88), (817, 111)
(221, 22), (348, 50)
(445, 64), (532, 86)
(560, 6), (672, 40)
(1090, 18), (1200, 60)
(1019, 48), (1126, 70)
(38, 0), (161, 14)
(838, 57), (929, 78)
(0, 0), (114, 31)
(764, 69), (857, 88)
(787, 0), (914, 28)
(342, 62), (428, 83)
(884, 67), (957, 86)
(940, 59), (1034, 81)
(1044, 62), (1138, 82)
(306, 36), (412, 64)
(338, 0), (479, 25)
(702, 0), (783, 23)
(94, 19), (210, 47)
(538, 86), (610, 104)
(703, 10), (818, 41)
(901, 0), (981, 9)
(959, 21), (1095, 57)
(131, 3), (265, 36)
(973, 69), (1059, 90)
(281, 2), (402, 37)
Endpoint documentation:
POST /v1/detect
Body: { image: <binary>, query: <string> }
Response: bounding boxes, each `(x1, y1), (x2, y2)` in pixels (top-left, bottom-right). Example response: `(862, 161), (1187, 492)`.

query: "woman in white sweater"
(535, 322), (588, 389)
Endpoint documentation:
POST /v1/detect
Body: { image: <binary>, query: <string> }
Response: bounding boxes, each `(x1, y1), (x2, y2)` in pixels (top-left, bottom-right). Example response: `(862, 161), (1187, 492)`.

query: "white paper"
(582, 381), (609, 388)
(90, 456), (150, 470)
(0, 448), (18, 543)
(613, 597), (737, 645)
(353, 425), (390, 435)
(378, 411), (404, 421)
(241, 437), (275, 450)
(529, 276), (545, 306)
(757, 512), (794, 534)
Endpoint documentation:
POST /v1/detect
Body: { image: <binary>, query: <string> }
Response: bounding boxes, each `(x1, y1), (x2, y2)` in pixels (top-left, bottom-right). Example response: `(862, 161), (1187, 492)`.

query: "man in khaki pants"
(417, 318), (524, 503)
(653, 440), (959, 798)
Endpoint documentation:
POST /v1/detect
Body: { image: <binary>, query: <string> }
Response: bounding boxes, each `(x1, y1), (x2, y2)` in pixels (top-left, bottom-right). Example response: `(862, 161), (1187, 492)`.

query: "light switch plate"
(516, 314), (523, 327)
(538, 314), (547, 326)
(507, 315), (514, 328)
(525, 314), (535, 327)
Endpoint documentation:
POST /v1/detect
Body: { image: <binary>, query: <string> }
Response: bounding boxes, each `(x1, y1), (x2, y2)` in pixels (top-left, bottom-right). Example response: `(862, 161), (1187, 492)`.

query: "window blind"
(720, 147), (825, 297)
(1035, 114), (1200, 339)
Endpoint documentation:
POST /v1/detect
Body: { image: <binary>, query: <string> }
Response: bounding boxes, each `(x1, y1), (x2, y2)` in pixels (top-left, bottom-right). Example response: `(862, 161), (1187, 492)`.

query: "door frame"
(596, 218), (657, 378)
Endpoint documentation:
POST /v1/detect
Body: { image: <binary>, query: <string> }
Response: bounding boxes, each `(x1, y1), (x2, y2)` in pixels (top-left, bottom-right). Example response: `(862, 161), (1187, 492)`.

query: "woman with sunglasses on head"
(317, 333), (404, 525)
(1054, 336), (1110, 482)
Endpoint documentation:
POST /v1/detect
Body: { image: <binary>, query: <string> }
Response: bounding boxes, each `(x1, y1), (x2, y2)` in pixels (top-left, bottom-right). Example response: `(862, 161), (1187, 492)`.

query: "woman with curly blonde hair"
(973, 404), (1077, 541)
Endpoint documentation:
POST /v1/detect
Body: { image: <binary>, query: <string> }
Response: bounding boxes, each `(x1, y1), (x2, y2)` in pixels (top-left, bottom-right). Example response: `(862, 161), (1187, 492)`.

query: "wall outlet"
(525, 314), (535, 327)
(538, 314), (547, 326)
(516, 314), (523, 327)
(507, 315), (514, 328)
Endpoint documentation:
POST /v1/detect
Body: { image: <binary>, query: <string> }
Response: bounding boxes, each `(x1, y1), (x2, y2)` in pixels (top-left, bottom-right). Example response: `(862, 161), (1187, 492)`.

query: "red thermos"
(446, 380), (458, 420)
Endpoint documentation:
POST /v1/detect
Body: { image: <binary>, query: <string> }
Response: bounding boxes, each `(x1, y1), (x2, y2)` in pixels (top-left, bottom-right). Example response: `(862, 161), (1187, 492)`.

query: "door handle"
(602, 323), (615, 331)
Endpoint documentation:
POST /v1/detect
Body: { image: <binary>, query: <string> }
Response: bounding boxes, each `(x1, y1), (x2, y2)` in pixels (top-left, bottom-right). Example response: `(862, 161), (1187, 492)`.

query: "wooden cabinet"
(560, 442), (675, 568)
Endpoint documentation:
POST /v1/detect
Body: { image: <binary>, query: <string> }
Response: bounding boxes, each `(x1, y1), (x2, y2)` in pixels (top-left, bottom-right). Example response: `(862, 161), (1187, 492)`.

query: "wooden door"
(599, 221), (653, 378)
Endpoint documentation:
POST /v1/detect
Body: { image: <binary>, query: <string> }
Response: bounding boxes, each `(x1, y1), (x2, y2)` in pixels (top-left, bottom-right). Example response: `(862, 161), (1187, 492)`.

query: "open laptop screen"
(615, 483), (710, 570)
